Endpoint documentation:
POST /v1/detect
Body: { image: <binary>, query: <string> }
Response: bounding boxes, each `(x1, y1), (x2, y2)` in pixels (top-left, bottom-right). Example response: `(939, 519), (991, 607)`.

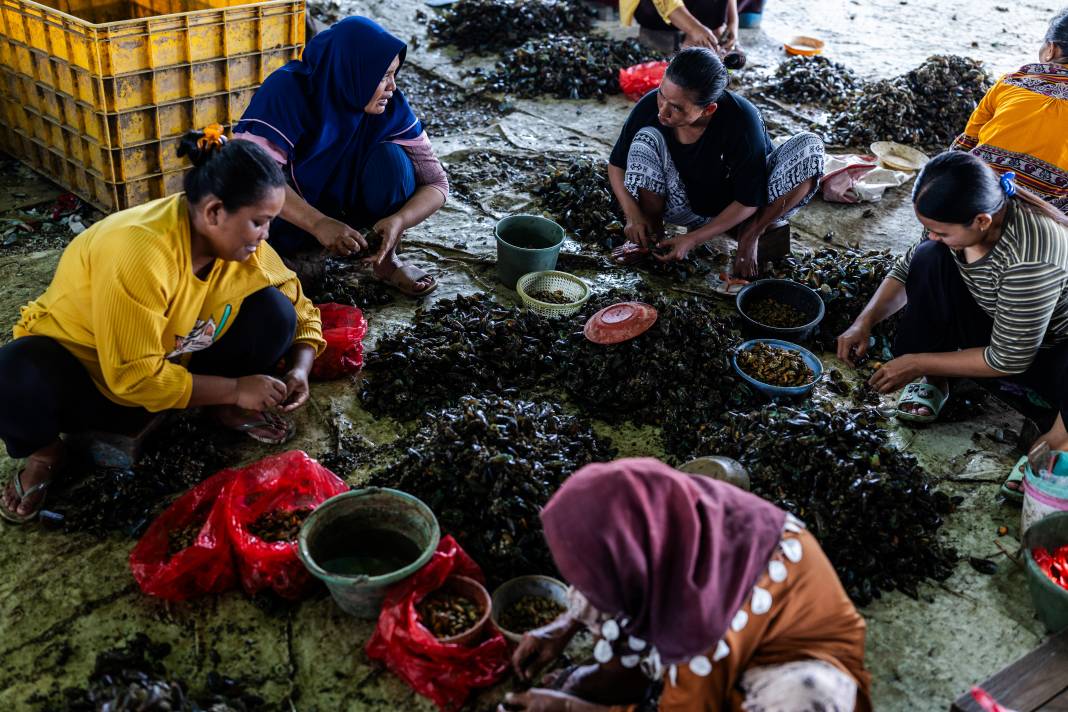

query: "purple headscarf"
(540, 458), (786, 663)
(235, 17), (423, 215)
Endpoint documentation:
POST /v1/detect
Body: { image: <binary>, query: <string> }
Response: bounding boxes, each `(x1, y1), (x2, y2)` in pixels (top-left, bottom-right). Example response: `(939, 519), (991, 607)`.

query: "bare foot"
(213, 406), (293, 444)
(373, 253), (434, 293)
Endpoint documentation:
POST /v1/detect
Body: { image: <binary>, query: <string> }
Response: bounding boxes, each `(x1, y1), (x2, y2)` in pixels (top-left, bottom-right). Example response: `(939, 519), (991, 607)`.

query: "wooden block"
(950, 628), (1068, 711)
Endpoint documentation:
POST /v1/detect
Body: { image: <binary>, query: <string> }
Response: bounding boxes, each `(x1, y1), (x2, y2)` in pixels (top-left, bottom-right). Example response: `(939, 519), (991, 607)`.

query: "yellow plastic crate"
(0, 0), (304, 77)
(2, 122), (186, 211)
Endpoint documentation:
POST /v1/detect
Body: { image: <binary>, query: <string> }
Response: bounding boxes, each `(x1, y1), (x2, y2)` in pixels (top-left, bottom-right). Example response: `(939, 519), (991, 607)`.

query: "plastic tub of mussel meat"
(736, 279), (825, 341)
(732, 338), (823, 398)
(491, 575), (569, 643)
(417, 575), (493, 646)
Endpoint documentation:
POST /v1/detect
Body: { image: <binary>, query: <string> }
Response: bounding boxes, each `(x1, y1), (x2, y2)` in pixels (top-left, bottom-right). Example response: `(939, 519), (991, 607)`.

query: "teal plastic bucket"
(494, 215), (565, 289)
(298, 488), (440, 619)
(1022, 511), (1068, 633)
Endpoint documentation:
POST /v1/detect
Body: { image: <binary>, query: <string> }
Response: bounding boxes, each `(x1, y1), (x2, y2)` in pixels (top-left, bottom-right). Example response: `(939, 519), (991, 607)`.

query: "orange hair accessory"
(196, 123), (227, 152)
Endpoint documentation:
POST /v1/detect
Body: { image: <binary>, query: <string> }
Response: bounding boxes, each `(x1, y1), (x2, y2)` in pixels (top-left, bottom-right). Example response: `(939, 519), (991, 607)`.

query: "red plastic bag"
(619, 60), (669, 101)
(223, 451), (349, 599)
(311, 302), (368, 380)
(366, 536), (510, 711)
(129, 468), (237, 601)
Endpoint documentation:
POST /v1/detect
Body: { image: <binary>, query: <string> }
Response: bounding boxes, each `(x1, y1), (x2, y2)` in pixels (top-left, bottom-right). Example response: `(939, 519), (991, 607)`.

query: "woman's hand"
(234, 375), (287, 411)
(513, 620), (574, 682)
(868, 354), (925, 393)
(499, 689), (607, 712)
(280, 367), (310, 412)
(719, 21), (738, 51)
(682, 23), (719, 50)
(312, 216), (367, 257)
(836, 320), (873, 365)
(653, 234), (699, 262)
(624, 214), (655, 249)
(369, 214), (406, 268)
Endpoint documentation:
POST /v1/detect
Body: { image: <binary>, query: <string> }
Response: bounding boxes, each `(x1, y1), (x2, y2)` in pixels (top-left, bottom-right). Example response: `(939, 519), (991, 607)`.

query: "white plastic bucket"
(1022, 455), (1068, 535)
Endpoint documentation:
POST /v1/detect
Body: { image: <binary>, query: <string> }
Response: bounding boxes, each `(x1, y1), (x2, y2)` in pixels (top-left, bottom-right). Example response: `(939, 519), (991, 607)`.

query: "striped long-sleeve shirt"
(889, 201), (1068, 374)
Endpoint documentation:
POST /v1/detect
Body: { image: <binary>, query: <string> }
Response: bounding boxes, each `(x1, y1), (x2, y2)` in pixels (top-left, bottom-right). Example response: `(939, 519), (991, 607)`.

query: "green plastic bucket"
(298, 488), (440, 619)
(1022, 510), (1068, 633)
(494, 215), (565, 289)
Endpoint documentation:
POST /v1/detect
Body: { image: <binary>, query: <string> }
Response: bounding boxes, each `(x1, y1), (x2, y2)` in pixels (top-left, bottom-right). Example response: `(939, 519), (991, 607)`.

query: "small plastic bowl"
(870, 141), (930, 172)
(732, 339), (823, 398)
(491, 575), (569, 644)
(517, 270), (590, 318)
(419, 575), (493, 647)
(736, 279), (825, 341)
(785, 35), (825, 56)
(584, 302), (659, 344)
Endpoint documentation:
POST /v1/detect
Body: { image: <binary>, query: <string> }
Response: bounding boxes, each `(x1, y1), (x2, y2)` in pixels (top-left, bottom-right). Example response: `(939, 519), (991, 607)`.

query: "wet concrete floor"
(0, 0), (1058, 708)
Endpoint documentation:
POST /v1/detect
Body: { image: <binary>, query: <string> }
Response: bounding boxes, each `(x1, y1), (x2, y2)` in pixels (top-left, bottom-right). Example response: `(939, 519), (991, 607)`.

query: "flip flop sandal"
(230, 410), (296, 445)
(379, 263), (438, 298)
(1000, 455), (1028, 505)
(710, 272), (749, 297)
(0, 467), (53, 524)
(895, 380), (949, 424)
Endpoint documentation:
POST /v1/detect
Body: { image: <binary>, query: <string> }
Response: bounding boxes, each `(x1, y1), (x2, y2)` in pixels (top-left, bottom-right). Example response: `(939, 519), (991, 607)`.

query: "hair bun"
(177, 124), (228, 167)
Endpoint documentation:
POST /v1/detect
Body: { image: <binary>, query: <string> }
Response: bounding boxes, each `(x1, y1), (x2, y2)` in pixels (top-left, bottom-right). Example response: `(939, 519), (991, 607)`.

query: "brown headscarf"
(540, 458), (786, 663)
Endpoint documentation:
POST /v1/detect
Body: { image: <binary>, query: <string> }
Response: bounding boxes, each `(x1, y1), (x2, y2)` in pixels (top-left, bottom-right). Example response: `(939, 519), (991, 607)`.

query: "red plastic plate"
(583, 302), (659, 344)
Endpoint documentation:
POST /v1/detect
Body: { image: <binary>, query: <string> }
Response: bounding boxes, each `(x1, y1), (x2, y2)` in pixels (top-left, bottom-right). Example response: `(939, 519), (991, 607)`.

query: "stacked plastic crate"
(0, 0), (304, 211)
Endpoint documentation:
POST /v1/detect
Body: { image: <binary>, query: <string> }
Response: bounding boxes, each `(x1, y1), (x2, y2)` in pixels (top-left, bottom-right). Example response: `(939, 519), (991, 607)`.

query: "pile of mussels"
(359, 294), (566, 420)
(533, 157), (626, 249)
(369, 395), (615, 584)
(428, 0), (594, 55)
(60, 634), (266, 712)
(830, 55), (991, 148)
(767, 55), (860, 111)
(446, 150), (563, 206)
(769, 247), (900, 357)
(670, 406), (958, 605)
(478, 35), (656, 100)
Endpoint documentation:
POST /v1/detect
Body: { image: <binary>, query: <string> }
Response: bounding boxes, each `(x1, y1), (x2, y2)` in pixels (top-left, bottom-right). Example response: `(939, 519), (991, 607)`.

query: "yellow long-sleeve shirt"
(13, 193), (325, 413)
(619, 0), (684, 26)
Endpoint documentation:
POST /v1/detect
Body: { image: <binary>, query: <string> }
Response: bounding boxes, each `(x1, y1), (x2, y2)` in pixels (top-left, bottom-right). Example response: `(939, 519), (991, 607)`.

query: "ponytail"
(177, 124), (285, 210)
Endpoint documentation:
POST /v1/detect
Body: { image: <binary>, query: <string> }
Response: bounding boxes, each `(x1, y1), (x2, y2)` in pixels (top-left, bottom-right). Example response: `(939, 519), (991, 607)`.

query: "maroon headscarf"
(540, 458), (786, 663)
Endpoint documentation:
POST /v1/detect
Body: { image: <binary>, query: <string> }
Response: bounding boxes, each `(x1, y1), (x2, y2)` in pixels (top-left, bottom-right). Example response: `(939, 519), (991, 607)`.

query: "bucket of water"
(298, 488), (440, 618)
(494, 215), (565, 289)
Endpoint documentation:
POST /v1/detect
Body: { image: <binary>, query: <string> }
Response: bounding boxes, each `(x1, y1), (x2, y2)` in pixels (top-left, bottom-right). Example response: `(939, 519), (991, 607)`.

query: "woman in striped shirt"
(837, 152), (1068, 450)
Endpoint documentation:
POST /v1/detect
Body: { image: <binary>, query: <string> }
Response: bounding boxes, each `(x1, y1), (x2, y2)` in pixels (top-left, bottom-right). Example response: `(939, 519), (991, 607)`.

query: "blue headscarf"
(235, 17), (423, 217)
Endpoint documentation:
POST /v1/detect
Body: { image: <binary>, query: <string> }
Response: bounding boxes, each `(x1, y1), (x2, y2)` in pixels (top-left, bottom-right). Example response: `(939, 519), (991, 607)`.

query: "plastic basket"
(516, 270), (590, 318)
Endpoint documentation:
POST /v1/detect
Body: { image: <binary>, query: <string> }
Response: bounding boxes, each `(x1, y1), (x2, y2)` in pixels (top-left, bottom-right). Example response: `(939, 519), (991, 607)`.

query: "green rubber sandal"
(1000, 455), (1028, 505)
(896, 380), (949, 424)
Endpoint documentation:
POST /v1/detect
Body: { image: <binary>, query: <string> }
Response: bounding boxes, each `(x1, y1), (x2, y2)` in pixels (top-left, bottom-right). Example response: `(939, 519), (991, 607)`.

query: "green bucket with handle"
(494, 215), (565, 289)
(298, 488), (440, 619)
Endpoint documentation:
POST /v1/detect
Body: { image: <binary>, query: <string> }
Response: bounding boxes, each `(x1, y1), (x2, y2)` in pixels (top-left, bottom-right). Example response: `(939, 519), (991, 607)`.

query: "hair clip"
(999, 171), (1017, 197)
(197, 123), (228, 152)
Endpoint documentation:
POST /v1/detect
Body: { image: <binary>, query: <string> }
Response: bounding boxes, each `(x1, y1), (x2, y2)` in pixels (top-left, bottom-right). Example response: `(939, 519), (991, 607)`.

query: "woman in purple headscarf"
(500, 458), (871, 712)
(234, 17), (447, 297)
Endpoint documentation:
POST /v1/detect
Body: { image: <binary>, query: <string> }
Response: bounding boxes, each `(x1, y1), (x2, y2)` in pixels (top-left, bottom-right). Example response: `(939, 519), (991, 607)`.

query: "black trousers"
(0, 287), (297, 458)
(634, 0), (728, 32)
(893, 240), (1068, 425)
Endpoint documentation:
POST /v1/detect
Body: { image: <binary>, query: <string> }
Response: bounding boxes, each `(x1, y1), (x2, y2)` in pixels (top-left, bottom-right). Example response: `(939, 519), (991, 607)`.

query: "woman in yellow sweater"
(950, 9), (1068, 214)
(0, 127), (325, 524)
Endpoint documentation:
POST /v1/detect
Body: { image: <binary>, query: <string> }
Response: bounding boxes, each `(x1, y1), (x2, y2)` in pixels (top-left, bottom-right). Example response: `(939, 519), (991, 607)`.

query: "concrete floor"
(0, 0), (1059, 709)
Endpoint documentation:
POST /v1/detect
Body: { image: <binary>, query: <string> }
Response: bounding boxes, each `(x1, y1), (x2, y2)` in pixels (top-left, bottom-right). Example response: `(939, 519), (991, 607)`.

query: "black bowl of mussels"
(736, 279), (824, 342)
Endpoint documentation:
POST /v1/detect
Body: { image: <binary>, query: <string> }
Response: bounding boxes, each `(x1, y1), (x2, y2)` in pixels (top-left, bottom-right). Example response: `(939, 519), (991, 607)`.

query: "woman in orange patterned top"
(951, 9), (1068, 214)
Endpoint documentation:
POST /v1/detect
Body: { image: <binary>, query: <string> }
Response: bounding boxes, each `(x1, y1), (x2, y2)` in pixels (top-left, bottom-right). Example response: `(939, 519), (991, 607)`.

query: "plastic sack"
(311, 302), (368, 380)
(821, 154), (912, 203)
(366, 536), (510, 712)
(223, 451), (349, 599)
(619, 61), (669, 102)
(129, 469), (237, 601)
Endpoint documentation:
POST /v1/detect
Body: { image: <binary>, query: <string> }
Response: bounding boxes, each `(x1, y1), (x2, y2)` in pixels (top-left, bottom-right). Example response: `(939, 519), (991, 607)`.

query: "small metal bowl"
(490, 575), (569, 644)
(732, 338), (823, 398)
(736, 279), (825, 342)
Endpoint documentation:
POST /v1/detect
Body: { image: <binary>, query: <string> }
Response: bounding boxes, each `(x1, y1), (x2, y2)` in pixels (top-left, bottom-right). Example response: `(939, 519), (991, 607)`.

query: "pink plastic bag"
(311, 302), (368, 380)
(366, 536), (510, 711)
(619, 61), (669, 102)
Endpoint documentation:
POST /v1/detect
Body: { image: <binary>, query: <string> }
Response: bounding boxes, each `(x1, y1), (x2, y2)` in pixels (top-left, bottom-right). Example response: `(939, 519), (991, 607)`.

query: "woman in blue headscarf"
(235, 17), (448, 297)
